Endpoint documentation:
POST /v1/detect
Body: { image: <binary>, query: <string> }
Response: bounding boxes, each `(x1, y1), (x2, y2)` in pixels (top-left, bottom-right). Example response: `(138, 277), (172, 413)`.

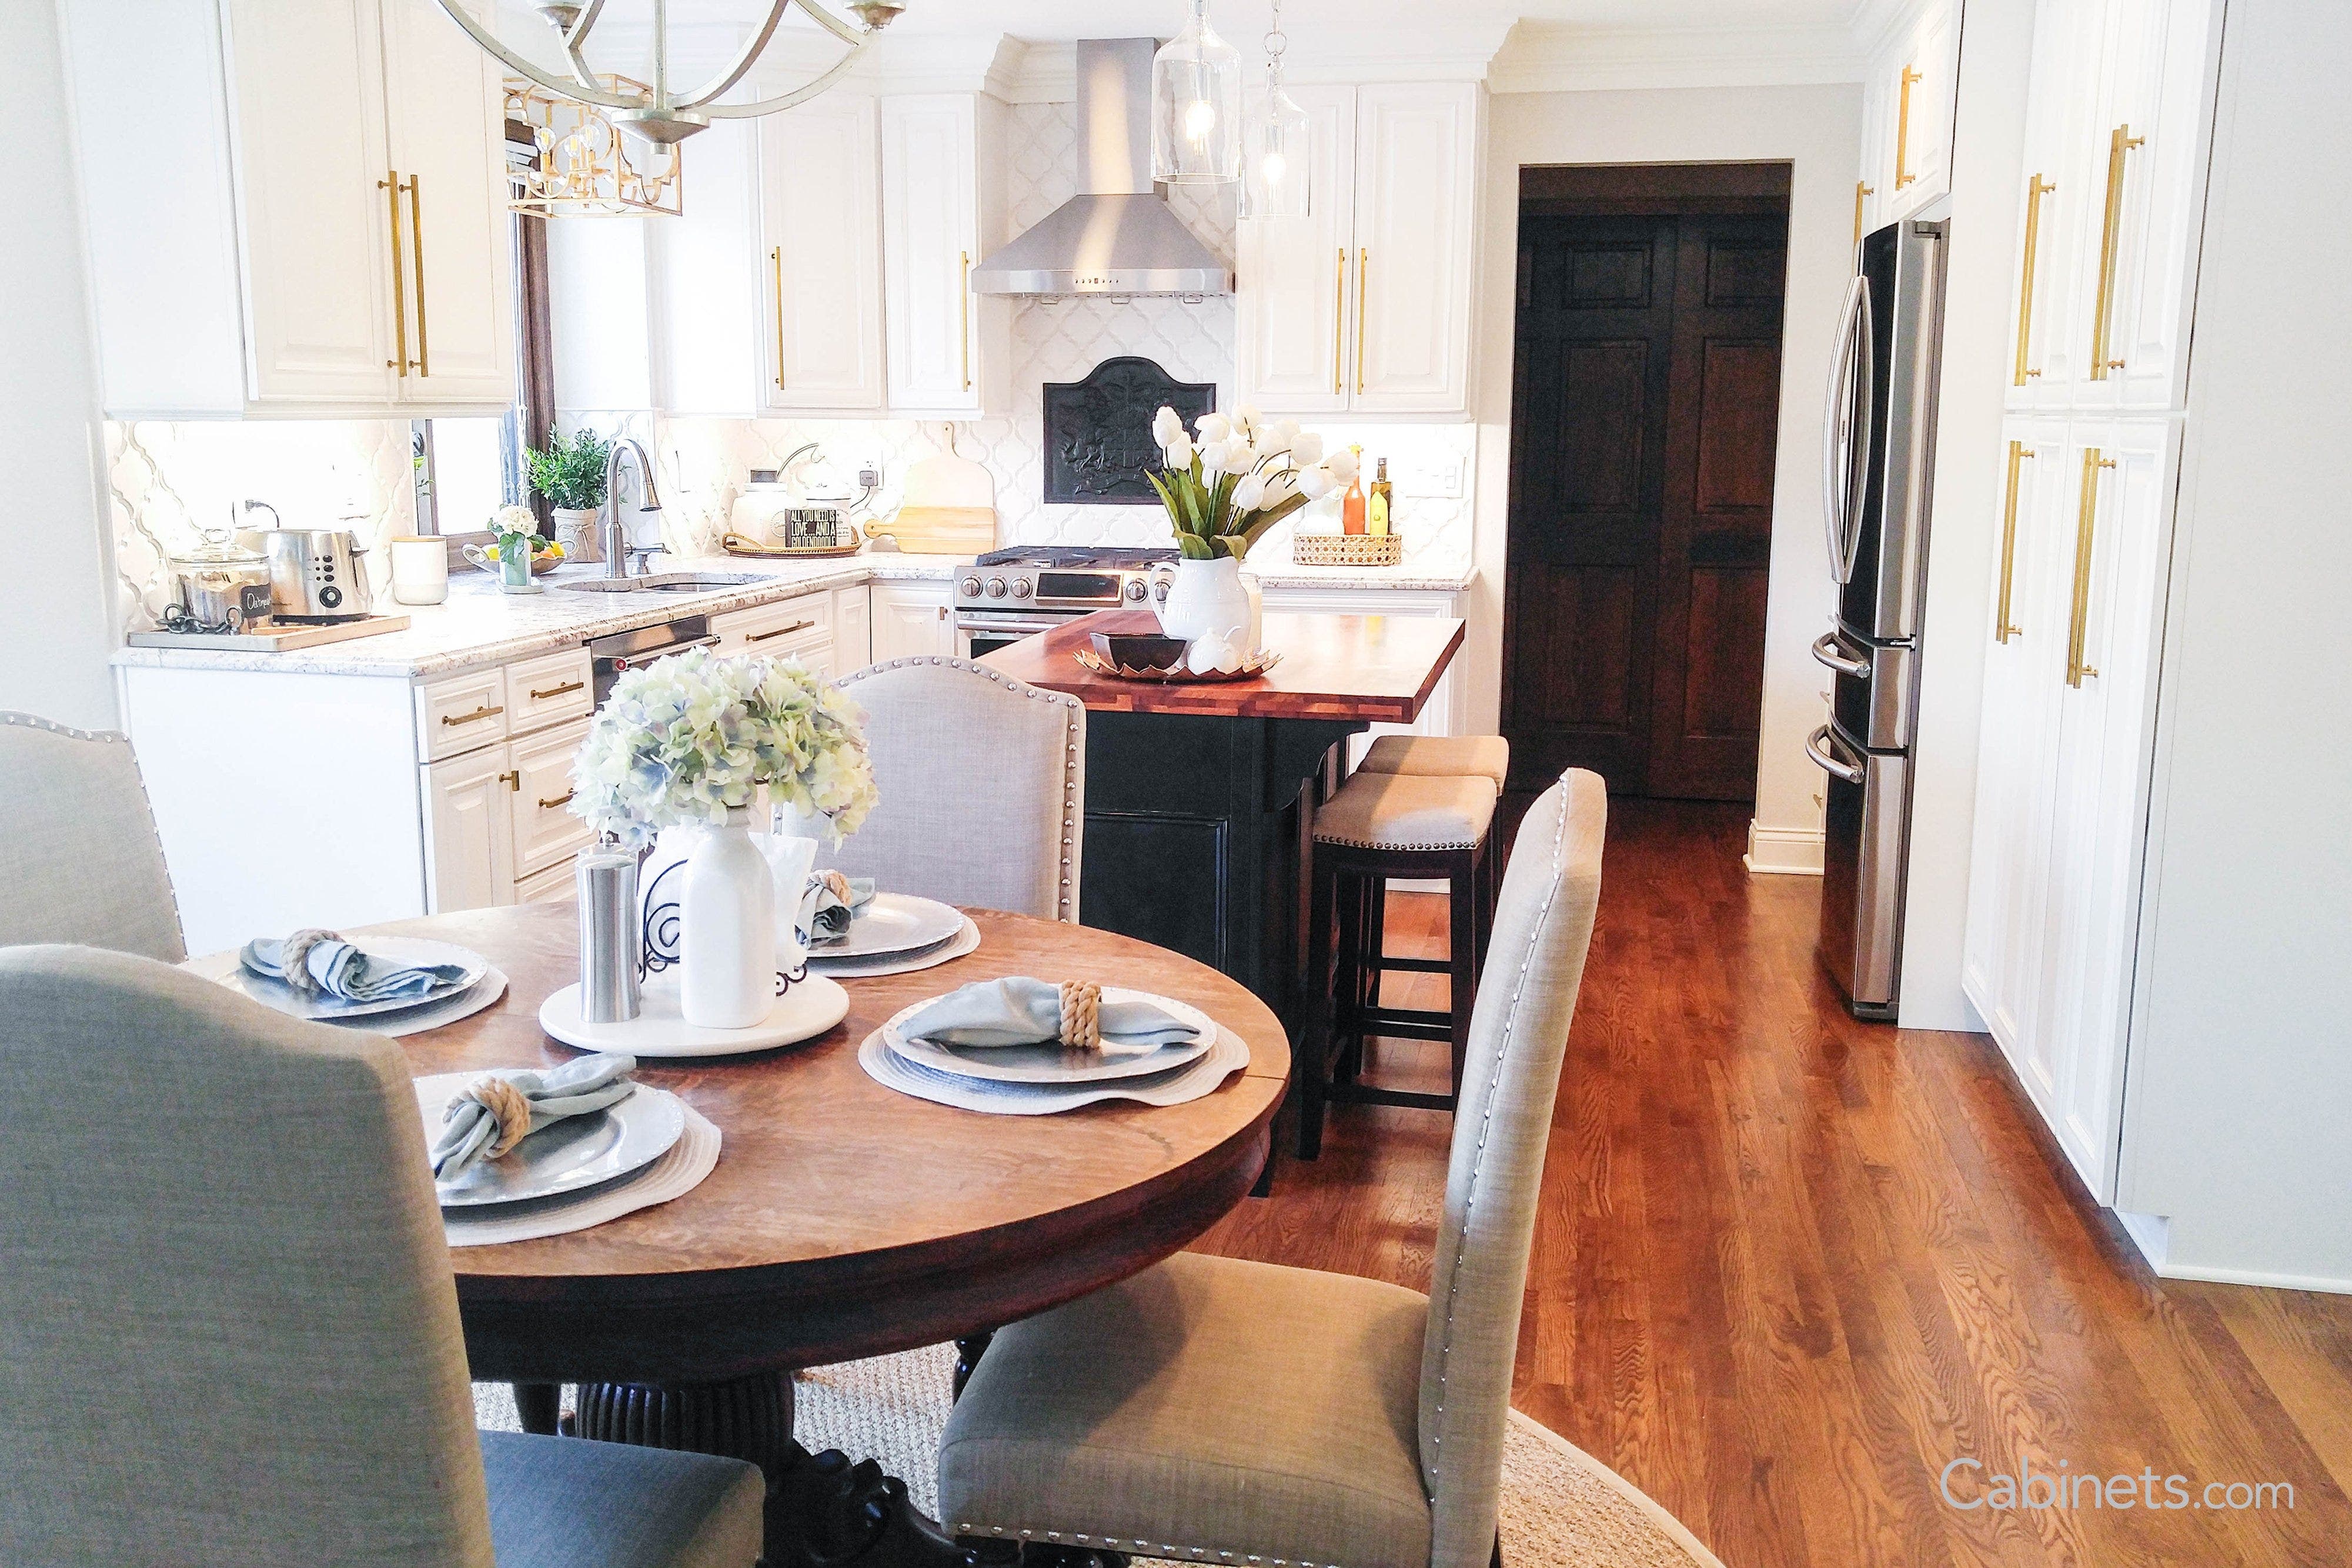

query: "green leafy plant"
(526, 429), (613, 511)
(1141, 406), (1354, 560)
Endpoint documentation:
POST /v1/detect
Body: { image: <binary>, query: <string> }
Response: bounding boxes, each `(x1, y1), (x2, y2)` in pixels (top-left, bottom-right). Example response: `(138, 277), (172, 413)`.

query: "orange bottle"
(1341, 445), (1367, 534)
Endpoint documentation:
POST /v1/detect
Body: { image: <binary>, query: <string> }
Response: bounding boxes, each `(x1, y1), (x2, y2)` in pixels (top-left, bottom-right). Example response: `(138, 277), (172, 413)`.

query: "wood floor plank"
(1191, 800), (2352, 1567)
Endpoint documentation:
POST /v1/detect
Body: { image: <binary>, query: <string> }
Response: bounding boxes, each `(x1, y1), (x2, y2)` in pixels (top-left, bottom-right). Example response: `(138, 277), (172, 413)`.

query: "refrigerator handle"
(1805, 724), (1867, 786)
(1821, 275), (1874, 586)
(1810, 631), (1872, 679)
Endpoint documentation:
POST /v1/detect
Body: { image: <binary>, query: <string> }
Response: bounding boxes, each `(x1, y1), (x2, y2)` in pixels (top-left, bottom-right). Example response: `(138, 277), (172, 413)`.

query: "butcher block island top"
(981, 607), (1464, 724)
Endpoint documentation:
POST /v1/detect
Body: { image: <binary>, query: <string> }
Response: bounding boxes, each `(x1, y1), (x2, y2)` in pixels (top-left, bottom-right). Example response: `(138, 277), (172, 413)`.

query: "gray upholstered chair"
(0, 710), (185, 960)
(823, 656), (1086, 922)
(0, 945), (764, 1568)
(938, 770), (1608, 1568)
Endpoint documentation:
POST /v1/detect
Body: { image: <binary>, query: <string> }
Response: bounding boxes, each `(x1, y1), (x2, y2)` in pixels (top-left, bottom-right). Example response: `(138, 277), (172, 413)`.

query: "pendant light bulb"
(1152, 0), (1242, 183)
(1238, 7), (1311, 221)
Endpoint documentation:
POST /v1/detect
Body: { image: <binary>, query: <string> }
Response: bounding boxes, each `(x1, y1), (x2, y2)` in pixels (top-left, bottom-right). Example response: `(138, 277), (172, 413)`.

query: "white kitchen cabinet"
(868, 581), (956, 663)
(1874, 0), (1957, 225)
(760, 96), (887, 414)
(2003, 0), (2103, 409)
(880, 94), (1007, 417)
(648, 119), (761, 417)
(1236, 83), (1479, 419)
(834, 585), (873, 672)
(423, 744), (519, 915)
(714, 591), (836, 679)
(509, 716), (594, 880)
(60, 0), (514, 417)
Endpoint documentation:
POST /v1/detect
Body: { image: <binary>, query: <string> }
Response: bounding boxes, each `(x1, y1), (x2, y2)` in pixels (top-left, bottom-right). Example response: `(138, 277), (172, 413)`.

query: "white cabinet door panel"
(881, 96), (984, 415)
(1235, 86), (1356, 415)
(2102, 0), (2221, 413)
(761, 96), (887, 413)
(868, 583), (954, 662)
(509, 717), (593, 879)
(833, 584), (872, 672)
(1350, 83), (1478, 414)
(423, 744), (516, 914)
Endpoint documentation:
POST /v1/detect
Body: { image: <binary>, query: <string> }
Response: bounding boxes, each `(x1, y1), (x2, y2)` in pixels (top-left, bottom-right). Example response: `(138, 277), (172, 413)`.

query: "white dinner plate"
(859, 1025), (1251, 1115)
(415, 1071), (686, 1209)
(805, 893), (967, 960)
(881, 987), (1217, 1085)
(538, 971), (849, 1059)
(209, 938), (490, 1022)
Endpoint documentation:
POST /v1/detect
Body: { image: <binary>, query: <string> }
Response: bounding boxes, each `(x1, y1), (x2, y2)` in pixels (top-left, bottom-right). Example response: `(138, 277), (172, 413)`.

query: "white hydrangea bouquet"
(1144, 404), (1357, 560)
(569, 646), (878, 848)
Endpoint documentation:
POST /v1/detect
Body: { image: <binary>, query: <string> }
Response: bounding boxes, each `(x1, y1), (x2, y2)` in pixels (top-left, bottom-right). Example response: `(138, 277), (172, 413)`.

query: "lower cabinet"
(868, 581), (955, 662)
(1259, 585), (1468, 764)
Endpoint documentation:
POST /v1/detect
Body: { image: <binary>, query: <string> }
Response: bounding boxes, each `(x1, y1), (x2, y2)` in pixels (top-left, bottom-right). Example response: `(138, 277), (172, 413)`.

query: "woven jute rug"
(477, 1344), (1722, 1568)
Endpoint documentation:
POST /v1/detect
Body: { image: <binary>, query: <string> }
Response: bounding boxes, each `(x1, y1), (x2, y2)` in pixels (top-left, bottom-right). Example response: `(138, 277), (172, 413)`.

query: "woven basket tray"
(1291, 531), (1403, 567)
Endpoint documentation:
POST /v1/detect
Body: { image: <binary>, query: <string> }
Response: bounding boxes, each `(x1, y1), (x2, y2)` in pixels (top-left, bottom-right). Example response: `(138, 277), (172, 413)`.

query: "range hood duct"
(970, 38), (1232, 297)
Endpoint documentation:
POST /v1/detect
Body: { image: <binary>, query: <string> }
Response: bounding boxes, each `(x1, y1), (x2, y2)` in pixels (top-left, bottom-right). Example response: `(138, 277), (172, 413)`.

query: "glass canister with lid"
(163, 534), (273, 633)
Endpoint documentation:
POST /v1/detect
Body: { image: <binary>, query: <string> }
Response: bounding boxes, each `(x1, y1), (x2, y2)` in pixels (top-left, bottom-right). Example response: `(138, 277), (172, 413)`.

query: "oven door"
(956, 611), (1068, 660)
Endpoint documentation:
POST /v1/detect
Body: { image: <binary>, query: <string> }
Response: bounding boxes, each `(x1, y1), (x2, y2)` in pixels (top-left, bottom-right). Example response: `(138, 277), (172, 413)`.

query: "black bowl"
(1091, 632), (1190, 671)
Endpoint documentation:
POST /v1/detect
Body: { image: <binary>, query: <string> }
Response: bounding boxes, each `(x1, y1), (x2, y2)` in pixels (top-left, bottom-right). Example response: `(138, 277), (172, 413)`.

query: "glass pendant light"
(1152, 0), (1242, 183)
(1239, 1), (1309, 220)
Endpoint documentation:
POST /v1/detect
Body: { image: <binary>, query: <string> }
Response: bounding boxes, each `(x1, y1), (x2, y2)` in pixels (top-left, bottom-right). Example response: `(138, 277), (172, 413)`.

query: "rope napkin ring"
(454, 1075), (536, 1160)
(1058, 981), (1102, 1053)
(276, 928), (342, 996)
(818, 868), (854, 903)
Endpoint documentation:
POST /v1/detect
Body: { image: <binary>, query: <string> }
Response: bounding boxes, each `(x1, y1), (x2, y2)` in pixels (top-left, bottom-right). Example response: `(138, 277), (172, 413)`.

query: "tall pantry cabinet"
(1961, 0), (2218, 1206)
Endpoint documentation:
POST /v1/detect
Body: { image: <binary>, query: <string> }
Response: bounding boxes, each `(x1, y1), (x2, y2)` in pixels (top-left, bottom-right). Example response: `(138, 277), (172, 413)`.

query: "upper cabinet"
(1237, 82), (1481, 420)
(61, 0), (515, 418)
(2004, 0), (2221, 414)
(760, 95), (887, 416)
(1856, 0), (1959, 236)
(880, 93), (1008, 418)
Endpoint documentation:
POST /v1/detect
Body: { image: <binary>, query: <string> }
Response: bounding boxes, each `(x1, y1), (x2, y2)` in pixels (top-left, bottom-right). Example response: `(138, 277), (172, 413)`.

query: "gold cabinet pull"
(771, 246), (787, 389)
(407, 173), (429, 377)
(1354, 247), (1369, 394)
(2014, 173), (2055, 386)
(1894, 65), (1923, 189)
(441, 702), (505, 728)
(2067, 449), (2113, 687)
(1332, 247), (1346, 394)
(1996, 440), (2034, 643)
(499, 769), (520, 791)
(958, 250), (972, 392)
(744, 619), (815, 644)
(1853, 180), (1874, 246)
(537, 788), (576, 811)
(527, 678), (584, 701)
(2090, 125), (2145, 379)
(377, 170), (411, 374)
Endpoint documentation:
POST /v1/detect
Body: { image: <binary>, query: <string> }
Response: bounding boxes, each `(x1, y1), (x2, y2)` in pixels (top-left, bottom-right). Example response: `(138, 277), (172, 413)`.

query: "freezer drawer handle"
(1810, 632), (1872, 680)
(1805, 724), (1867, 786)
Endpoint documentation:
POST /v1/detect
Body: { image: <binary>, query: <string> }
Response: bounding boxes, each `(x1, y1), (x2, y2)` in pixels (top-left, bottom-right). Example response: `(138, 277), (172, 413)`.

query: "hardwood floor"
(1195, 798), (2352, 1567)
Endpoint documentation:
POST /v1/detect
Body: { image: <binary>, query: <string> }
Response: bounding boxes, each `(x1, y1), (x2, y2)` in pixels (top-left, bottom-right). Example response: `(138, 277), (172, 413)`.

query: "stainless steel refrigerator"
(1809, 218), (1948, 1021)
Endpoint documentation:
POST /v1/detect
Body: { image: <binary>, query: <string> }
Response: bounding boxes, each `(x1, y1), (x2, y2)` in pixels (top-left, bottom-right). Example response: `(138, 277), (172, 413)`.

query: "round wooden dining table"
(341, 900), (1289, 1567)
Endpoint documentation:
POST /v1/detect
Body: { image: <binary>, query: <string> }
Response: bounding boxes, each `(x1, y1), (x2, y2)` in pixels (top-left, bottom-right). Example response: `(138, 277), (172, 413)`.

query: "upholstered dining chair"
(0, 710), (184, 959)
(0, 945), (765, 1568)
(822, 656), (1086, 922)
(938, 770), (1608, 1568)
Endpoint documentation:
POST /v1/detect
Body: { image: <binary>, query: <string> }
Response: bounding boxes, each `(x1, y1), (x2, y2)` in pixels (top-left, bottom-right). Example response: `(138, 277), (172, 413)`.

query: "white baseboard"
(2117, 1210), (2170, 1271)
(1743, 821), (1824, 876)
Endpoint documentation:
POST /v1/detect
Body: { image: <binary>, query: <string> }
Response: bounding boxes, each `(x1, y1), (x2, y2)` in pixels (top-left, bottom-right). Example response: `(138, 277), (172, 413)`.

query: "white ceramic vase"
(761, 803), (823, 968)
(679, 808), (776, 1029)
(1155, 556), (1256, 651)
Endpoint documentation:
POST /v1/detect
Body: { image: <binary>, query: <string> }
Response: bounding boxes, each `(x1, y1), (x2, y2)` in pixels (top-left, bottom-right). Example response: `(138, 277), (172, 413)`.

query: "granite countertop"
(111, 552), (966, 680)
(109, 550), (1474, 681)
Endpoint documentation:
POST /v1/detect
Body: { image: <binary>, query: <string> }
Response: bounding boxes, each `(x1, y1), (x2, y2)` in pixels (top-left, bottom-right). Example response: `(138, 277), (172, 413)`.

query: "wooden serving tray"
(720, 533), (861, 559)
(125, 614), (410, 653)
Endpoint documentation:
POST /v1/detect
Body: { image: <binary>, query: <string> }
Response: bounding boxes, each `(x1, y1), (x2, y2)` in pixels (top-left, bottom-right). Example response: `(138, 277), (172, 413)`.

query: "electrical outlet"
(856, 463), (882, 490)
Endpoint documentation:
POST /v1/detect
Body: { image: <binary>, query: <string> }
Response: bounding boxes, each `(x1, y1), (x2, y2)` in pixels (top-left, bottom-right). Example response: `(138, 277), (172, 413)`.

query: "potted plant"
(1143, 405), (1355, 654)
(570, 648), (878, 1028)
(526, 429), (613, 563)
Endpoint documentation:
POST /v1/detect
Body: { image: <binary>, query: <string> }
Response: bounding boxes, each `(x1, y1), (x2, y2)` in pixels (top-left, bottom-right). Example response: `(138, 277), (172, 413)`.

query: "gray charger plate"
(414, 1071), (686, 1208)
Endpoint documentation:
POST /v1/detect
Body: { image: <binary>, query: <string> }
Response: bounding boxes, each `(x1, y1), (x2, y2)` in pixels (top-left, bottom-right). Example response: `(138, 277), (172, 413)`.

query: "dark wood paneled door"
(1503, 208), (1787, 800)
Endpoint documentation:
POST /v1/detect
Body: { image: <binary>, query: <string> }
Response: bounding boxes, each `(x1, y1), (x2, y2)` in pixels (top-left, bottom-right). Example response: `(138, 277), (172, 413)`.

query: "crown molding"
(1488, 21), (1867, 94)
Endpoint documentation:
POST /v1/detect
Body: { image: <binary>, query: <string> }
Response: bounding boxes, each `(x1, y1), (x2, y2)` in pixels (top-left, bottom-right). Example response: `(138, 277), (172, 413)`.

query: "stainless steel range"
(953, 546), (1176, 658)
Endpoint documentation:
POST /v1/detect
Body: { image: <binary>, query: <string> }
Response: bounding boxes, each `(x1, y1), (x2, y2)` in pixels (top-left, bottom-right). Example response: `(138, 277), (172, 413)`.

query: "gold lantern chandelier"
(507, 76), (684, 218)
(430, 0), (904, 146)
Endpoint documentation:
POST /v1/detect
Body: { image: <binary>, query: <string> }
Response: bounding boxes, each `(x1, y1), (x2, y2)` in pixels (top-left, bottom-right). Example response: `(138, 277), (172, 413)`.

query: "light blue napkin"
(899, 977), (1203, 1059)
(800, 873), (877, 946)
(240, 929), (472, 1004)
(429, 1054), (639, 1181)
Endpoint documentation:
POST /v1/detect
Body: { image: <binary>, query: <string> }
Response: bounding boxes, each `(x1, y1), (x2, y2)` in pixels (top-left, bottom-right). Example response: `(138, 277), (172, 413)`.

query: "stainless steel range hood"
(970, 38), (1232, 297)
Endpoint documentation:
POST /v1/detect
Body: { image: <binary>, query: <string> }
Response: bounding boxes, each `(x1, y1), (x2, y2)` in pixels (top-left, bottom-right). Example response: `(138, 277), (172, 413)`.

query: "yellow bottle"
(1367, 457), (1392, 537)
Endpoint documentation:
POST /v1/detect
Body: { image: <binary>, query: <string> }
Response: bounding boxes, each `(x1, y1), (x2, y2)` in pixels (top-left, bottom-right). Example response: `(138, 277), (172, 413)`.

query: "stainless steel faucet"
(602, 437), (665, 579)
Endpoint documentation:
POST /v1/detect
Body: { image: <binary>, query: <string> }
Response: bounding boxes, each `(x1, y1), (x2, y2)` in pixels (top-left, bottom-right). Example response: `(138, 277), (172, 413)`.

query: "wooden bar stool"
(1298, 766), (1501, 1159)
(1349, 733), (1510, 1014)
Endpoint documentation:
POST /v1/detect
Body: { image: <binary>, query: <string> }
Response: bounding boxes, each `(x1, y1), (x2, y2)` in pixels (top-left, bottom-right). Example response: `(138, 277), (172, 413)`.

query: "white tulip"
(1164, 434), (1194, 470)
(1272, 419), (1302, 450)
(1237, 403), (1263, 430)
(1195, 412), (1232, 443)
(1259, 470), (1299, 507)
(1152, 406), (1184, 447)
(1298, 467), (1335, 500)
(1222, 443), (1259, 476)
(1290, 433), (1324, 466)
(1325, 446), (1359, 483)
(1196, 439), (1231, 472)
(1231, 474), (1267, 510)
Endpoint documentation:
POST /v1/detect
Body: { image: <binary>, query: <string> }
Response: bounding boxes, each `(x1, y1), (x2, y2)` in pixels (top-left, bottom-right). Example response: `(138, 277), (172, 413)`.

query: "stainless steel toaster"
(259, 529), (371, 620)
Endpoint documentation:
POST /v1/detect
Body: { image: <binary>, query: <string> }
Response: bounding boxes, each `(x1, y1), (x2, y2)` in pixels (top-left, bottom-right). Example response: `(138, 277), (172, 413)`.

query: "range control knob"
(984, 577), (1008, 599)
(1010, 579), (1032, 599)
(1124, 579), (1150, 601)
(958, 574), (983, 597)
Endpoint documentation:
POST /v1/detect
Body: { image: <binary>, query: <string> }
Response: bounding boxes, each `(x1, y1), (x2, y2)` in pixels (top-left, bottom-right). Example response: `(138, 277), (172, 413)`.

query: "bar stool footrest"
(1325, 1084), (1456, 1113)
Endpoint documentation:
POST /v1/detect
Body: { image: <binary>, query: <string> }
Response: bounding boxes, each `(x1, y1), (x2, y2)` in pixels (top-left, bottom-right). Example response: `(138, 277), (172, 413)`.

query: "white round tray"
(538, 972), (848, 1058)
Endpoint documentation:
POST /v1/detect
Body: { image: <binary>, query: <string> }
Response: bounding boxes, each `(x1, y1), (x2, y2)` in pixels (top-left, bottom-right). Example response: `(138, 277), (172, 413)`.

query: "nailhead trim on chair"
(1311, 831), (1485, 852)
(955, 1523), (1340, 1568)
(0, 710), (187, 946)
(1420, 768), (1576, 1496)
(836, 657), (1086, 923)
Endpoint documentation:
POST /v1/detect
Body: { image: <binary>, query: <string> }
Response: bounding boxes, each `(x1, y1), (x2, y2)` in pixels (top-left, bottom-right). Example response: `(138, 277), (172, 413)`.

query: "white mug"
(388, 536), (449, 606)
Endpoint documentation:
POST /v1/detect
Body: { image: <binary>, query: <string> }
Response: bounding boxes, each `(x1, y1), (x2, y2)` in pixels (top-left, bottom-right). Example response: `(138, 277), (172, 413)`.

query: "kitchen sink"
(553, 572), (764, 594)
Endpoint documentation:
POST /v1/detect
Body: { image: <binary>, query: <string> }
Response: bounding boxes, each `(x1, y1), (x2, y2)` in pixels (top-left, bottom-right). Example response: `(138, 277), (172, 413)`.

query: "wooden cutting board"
(867, 424), (996, 553)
